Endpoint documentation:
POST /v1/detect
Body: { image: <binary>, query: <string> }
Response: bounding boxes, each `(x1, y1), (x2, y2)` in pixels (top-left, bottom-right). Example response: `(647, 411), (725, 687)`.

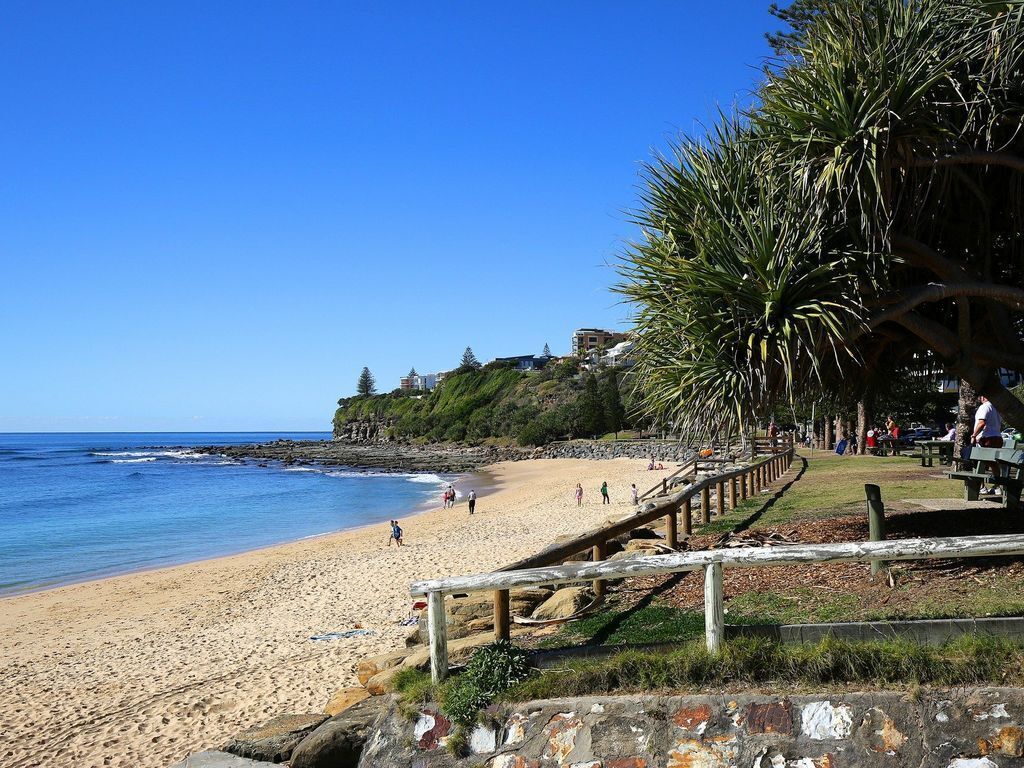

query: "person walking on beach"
(631, 483), (639, 506)
(575, 483), (584, 506)
(389, 520), (403, 547)
(600, 481), (610, 505)
(468, 489), (476, 514)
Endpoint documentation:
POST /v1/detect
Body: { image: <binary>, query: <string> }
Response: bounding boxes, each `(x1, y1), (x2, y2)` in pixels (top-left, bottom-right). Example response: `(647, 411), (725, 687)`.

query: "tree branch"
(905, 151), (1024, 174)
(892, 235), (969, 281)
(894, 313), (1024, 428)
(867, 282), (1024, 332)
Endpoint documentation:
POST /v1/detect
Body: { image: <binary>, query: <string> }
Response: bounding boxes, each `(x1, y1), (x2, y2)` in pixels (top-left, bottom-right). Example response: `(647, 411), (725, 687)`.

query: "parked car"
(902, 427), (939, 443)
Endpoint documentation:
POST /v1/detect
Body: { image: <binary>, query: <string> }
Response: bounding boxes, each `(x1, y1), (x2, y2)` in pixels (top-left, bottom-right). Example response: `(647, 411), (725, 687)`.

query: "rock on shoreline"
(190, 438), (698, 474)
(192, 439), (531, 473)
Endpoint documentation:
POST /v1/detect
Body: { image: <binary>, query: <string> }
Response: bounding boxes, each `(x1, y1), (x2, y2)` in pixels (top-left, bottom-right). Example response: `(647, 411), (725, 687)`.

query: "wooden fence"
(412, 532), (1024, 681)
(410, 438), (799, 681)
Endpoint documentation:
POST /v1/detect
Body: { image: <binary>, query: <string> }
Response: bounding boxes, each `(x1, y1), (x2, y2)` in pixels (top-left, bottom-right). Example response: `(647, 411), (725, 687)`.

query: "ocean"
(0, 432), (459, 596)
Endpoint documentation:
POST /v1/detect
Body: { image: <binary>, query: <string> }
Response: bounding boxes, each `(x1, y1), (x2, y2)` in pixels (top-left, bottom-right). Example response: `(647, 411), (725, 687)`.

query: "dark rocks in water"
(186, 437), (696, 474)
(127, 471), (144, 479)
(190, 439), (528, 474)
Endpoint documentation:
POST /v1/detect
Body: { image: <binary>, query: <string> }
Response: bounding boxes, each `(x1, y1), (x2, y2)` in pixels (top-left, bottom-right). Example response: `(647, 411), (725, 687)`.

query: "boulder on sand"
(356, 649), (406, 686)
(290, 696), (388, 768)
(531, 587), (595, 620)
(221, 713), (328, 763)
(324, 687), (369, 716)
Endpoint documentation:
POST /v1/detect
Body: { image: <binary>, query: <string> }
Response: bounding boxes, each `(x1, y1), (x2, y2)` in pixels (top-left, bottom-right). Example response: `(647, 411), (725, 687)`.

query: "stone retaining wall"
(359, 689), (1024, 767)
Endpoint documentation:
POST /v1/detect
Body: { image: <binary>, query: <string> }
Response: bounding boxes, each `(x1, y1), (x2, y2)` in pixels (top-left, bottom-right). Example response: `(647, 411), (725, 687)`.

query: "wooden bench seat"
(946, 446), (1024, 508)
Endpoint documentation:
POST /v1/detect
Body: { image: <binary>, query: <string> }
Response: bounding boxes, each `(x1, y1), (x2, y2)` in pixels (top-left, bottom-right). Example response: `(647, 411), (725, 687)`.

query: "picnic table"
(945, 446), (1024, 511)
(874, 437), (905, 456)
(917, 439), (955, 467)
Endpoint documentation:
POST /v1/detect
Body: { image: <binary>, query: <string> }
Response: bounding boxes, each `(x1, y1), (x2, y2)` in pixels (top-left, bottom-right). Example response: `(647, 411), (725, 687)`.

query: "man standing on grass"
(468, 489), (476, 514)
(972, 394), (1003, 495)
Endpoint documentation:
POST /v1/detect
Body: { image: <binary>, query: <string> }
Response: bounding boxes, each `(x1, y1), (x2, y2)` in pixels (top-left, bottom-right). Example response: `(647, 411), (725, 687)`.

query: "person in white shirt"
(468, 489), (477, 514)
(972, 395), (1003, 495)
(939, 423), (956, 441)
(973, 395), (1003, 446)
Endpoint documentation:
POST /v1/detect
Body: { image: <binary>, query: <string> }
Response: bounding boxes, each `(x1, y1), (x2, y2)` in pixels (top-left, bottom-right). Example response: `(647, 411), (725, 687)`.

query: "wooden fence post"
(866, 484), (887, 577)
(704, 561), (724, 654)
(428, 591), (448, 683)
(740, 470), (748, 500)
(701, 487), (711, 524)
(715, 481), (725, 516)
(681, 498), (692, 536)
(729, 477), (738, 509)
(592, 541), (606, 596)
(662, 478), (668, 495)
(494, 589), (510, 641)
(665, 507), (678, 549)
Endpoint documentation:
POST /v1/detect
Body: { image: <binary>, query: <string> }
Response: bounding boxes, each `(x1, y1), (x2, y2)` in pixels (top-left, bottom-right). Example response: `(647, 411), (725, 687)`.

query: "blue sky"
(1, 1), (778, 432)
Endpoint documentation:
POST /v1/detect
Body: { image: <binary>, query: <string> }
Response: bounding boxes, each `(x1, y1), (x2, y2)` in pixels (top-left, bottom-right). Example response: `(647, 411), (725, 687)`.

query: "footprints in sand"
(2, 459), (650, 768)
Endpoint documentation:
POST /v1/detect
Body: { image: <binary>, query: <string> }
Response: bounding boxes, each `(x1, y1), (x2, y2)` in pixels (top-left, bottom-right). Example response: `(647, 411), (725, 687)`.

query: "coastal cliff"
(334, 362), (631, 447)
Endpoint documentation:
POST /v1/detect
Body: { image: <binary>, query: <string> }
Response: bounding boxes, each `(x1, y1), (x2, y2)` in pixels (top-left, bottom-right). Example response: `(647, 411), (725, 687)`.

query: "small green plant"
(391, 667), (434, 719)
(440, 640), (532, 725)
(445, 724), (469, 757)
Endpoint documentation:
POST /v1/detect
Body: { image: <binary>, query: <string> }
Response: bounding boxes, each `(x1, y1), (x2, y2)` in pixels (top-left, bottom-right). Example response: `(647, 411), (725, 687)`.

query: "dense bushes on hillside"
(333, 362), (632, 446)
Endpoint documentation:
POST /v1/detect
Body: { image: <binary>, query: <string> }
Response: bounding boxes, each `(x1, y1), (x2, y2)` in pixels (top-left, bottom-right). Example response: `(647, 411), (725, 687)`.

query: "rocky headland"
(190, 436), (700, 474)
(191, 439), (529, 473)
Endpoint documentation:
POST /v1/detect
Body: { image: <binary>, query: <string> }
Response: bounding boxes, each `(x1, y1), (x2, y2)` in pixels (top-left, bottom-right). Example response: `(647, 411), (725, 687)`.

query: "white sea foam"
(110, 457), (158, 463)
(92, 450), (208, 461)
(403, 473), (446, 485)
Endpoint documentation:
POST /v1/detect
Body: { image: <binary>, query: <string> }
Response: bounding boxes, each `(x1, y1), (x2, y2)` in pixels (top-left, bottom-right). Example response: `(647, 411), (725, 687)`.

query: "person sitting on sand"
(600, 481), (610, 504)
(389, 520), (403, 547)
(647, 458), (655, 471)
(575, 483), (584, 506)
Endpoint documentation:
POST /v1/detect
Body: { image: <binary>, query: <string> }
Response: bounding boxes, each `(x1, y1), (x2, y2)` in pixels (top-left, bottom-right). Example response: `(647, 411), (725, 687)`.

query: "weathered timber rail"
(412, 531), (1024, 682)
(411, 437), (799, 681)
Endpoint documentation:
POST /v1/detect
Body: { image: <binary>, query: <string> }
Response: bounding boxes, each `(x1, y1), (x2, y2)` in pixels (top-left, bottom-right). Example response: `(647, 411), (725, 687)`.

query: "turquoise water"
(0, 432), (456, 596)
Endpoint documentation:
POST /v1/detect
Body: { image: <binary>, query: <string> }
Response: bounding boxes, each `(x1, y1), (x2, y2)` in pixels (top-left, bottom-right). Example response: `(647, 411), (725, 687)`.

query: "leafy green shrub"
(439, 641), (531, 725)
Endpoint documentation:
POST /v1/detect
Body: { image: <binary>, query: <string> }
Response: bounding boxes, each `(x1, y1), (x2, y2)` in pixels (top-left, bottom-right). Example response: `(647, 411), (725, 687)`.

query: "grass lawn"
(524, 450), (1024, 652)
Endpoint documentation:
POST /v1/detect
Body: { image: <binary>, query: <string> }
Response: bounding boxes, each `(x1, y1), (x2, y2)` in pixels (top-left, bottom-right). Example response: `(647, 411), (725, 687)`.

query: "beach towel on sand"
(309, 629), (376, 641)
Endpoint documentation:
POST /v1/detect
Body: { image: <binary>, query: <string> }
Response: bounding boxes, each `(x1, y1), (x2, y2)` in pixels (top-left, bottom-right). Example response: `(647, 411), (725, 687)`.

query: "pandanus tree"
(619, 0), (1024, 437)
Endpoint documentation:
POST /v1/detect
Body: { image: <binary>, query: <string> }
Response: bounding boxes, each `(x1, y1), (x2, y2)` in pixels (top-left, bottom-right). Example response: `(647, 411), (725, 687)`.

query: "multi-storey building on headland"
(571, 328), (627, 356)
(400, 372), (443, 391)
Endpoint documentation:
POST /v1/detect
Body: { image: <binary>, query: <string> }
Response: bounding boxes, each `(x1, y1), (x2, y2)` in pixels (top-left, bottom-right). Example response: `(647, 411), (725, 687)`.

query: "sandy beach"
(1, 457), (652, 768)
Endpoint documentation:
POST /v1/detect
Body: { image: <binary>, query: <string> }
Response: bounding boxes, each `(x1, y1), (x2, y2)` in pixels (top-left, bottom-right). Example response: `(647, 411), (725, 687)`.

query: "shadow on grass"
(586, 456), (810, 647)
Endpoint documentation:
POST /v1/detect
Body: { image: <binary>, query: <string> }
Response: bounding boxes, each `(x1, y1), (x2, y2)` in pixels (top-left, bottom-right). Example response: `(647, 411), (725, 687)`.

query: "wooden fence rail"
(411, 532), (1024, 682)
(410, 442), (797, 682)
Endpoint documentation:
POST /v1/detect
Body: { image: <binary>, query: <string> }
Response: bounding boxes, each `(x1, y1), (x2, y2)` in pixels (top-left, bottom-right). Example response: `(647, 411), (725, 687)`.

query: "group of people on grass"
(834, 395), (1003, 460)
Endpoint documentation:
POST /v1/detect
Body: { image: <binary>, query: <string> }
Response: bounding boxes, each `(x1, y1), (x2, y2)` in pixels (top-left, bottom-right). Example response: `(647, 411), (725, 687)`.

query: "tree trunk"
(955, 379), (976, 458)
(857, 397), (871, 455)
(824, 416), (833, 451)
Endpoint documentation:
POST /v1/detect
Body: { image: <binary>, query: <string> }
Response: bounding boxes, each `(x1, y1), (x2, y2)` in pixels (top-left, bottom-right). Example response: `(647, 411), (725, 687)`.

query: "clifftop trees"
(620, 0), (1024, 436)
(357, 367), (376, 397)
(459, 347), (482, 372)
